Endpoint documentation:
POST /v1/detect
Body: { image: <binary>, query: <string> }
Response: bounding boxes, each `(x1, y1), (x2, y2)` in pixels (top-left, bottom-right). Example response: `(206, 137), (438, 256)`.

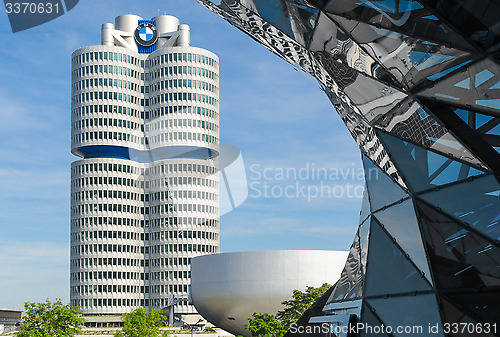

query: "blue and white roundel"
(139, 27), (154, 42)
(134, 22), (158, 47)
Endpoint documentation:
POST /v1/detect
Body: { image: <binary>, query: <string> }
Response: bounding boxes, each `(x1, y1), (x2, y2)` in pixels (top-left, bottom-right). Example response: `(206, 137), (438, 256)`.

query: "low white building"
(190, 250), (348, 336)
(0, 310), (22, 334)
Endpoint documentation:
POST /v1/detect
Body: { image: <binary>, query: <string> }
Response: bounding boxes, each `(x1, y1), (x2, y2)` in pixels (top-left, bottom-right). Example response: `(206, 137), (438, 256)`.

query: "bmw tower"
(69, 14), (220, 324)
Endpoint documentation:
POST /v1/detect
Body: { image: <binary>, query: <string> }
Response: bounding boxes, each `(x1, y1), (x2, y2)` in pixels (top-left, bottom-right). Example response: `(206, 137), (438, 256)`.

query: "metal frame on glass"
(195, 0), (500, 335)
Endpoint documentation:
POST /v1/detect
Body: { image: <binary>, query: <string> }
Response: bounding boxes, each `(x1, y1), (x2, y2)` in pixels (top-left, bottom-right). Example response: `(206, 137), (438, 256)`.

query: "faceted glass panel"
(445, 292), (500, 326)
(320, 0), (475, 52)
(441, 297), (499, 336)
(418, 59), (500, 116)
(373, 199), (432, 282)
(342, 72), (407, 123)
(362, 155), (409, 211)
(314, 43), (408, 121)
(314, 50), (360, 91)
(327, 224), (364, 303)
(419, 174), (500, 241)
(195, 0), (500, 331)
(359, 217), (370, 275)
(359, 186), (371, 224)
(420, 99), (500, 171)
(419, 0), (500, 51)
(359, 304), (390, 337)
(329, 96), (407, 188)
(325, 13), (473, 91)
(239, 0), (319, 45)
(451, 107), (500, 150)
(416, 201), (500, 290)
(377, 131), (486, 193)
(366, 294), (445, 337)
(309, 12), (398, 86)
(364, 217), (431, 297)
(373, 98), (485, 168)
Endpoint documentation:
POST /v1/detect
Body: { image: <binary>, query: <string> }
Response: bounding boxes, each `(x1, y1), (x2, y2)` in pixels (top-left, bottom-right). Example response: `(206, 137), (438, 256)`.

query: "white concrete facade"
(70, 14), (220, 318)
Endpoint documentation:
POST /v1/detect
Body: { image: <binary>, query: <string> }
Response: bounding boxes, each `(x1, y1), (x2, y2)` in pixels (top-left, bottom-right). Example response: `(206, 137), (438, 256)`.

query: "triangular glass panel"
(455, 78), (471, 89)
(476, 70), (495, 87)
(450, 108), (500, 134)
(309, 12), (397, 86)
(418, 0), (500, 52)
(341, 71), (407, 124)
(359, 304), (391, 337)
(359, 0), (422, 14)
(485, 124), (500, 136)
(454, 108), (470, 124)
(364, 217), (431, 297)
(418, 174), (500, 242)
(250, 0), (318, 46)
(421, 15), (438, 21)
(425, 59), (473, 83)
(293, 4), (320, 46)
(321, 0), (474, 52)
(417, 59), (500, 116)
(326, 225), (364, 304)
(444, 109), (500, 160)
(490, 81), (500, 89)
(373, 199), (432, 283)
(376, 131), (486, 193)
(440, 297), (499, 335)
(323, 13), (473, 91)
(359, 217), (371, 276)
(362, 155), (409, 211)
(372, 98), (485, 168)
(477, 113), (495, 129)
(445, 291), (500, 326)
(415, 200), (500, 290)
(408, 51), (454, 71)
(313, 50), (361, 91)
(325, 89), (406, 188)
(422, 100), (499, 171)
(366, 294), (444, 337)
(360, 186), (371, 224)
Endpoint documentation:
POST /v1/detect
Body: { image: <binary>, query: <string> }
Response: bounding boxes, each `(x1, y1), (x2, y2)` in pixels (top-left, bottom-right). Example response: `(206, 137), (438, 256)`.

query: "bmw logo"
(134, 22), (158, 47)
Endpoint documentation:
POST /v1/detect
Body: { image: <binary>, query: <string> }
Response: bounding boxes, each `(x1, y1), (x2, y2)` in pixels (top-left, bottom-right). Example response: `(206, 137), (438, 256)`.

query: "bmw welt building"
(69, 14), (220, 323)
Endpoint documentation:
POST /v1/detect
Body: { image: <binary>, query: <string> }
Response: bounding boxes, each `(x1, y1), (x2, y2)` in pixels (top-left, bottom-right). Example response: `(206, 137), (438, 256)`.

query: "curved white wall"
(190, 250), (348, 336)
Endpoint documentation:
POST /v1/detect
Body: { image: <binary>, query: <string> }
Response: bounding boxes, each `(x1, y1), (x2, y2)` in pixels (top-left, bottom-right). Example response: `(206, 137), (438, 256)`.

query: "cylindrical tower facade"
(147, 158), (220, 314)
(70, 14), (220, 321)
(70, 158), (146, 315)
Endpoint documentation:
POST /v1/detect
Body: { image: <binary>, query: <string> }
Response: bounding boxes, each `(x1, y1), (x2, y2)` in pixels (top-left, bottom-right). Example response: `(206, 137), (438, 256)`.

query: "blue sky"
(0, 0), (362, 310)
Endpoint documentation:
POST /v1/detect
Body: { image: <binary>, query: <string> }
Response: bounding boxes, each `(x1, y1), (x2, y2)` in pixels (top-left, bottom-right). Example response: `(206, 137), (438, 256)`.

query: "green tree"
(244, 313), (287, 337)
(17, 299), (84, 337)
(114, 307), (166, 337)
(242, 284), (332, 337)
(276, 283), (331, 329)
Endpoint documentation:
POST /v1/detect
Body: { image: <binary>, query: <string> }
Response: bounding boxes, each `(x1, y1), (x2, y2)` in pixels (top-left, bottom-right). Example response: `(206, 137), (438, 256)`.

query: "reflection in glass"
(364, 217), (431, 297)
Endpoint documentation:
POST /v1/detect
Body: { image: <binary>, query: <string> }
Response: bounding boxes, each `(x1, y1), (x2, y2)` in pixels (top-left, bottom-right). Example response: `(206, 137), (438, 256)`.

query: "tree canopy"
(244, 313), (287, 337)
(243, 283), (331, 337)
(276, 283), (331, 328)
(114, 307), (166, 337)
(17, 299), (84, 337)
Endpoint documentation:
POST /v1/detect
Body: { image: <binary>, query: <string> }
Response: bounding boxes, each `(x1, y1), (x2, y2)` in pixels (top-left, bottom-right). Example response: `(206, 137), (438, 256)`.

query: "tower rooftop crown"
(101, 14), (190, 54)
